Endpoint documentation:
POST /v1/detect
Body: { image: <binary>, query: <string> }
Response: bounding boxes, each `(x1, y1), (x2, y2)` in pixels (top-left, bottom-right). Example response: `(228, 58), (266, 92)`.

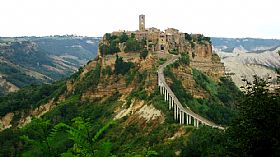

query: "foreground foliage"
(183, 76), (280, 157)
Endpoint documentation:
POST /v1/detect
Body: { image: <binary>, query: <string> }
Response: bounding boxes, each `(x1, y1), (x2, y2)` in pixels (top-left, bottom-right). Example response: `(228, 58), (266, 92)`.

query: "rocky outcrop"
(0, 95), (65, 131)
(114, 98), (164, 130)
(192, 44), (212, 62)
(0, 75), (19, 93)
(190, 61), (225, 81)
(0, 112), (14, 131)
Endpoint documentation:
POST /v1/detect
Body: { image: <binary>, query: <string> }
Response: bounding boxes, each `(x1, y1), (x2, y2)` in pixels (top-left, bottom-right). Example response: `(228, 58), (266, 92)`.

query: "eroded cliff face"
(182, 43), (225, 81)
(78, 53), (158, 102)
(0, 112), (14, 130)
(192, 43), (212, 62)
(0, 95), (65, 131)
(0, 42), (226, 132)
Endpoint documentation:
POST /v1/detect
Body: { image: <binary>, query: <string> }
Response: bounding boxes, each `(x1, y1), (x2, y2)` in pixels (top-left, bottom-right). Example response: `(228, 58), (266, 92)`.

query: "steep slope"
(0, 47), (241, 156)
(0, 36), (100, 95)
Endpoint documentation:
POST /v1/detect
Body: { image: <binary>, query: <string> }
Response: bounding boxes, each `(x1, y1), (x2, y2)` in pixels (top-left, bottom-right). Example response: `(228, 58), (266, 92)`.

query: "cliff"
(0, 35), (238, 156)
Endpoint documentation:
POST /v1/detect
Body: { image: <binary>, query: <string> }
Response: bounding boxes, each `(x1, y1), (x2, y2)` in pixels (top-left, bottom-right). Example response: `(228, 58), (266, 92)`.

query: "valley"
(0, 15), (279, 157)
(0, 36), (100, 95)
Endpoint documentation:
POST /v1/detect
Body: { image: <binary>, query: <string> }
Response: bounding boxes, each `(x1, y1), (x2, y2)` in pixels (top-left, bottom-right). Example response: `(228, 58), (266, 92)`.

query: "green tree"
(20, 118), (56, 156)
(179, 53), (190, 65)
(124, 38), (141, 52)
(21, 117), (115, 157)
(226, 76), (280, 157)
(99, 44), (110, 56)
(182, 126), (226, 157)
(114, 55), (134, 75)
(140, 49), (148, 60)
(185, 33), (192, 41)
(109, 40), (120, 54)
(119, 33), (129, 43)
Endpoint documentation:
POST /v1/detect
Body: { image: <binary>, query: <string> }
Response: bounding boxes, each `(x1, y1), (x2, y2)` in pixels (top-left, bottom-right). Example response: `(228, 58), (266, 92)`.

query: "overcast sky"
(0, 0), (279, 39)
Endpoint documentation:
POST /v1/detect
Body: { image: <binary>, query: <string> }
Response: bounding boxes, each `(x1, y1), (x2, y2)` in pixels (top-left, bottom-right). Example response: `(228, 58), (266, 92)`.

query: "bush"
(114, 55), (134, 75)
(192, 69), (217, 96)
(74, 63), (101, 93)
(0, 80), (66, 117)
(179, 53), (190, 65)
(140, 49), (148, 59)
(124, 38), (141, 52)
(169, 48), (179, 55)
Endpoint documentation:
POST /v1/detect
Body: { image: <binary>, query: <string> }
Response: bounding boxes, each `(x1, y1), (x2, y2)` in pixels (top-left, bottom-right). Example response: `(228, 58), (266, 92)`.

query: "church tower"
(139, 14), (145, 31)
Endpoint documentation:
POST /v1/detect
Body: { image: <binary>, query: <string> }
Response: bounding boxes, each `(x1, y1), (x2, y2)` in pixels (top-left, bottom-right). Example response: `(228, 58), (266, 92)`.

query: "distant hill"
(212, 37), (280, 88)
(0, 36), (100, 95)
(211, 37), (280, 52)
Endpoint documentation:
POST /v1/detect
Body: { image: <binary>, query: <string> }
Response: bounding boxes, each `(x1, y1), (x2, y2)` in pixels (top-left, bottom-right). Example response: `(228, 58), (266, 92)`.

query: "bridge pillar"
(194, 119), (199, 128)
(164, 88), (166, 101)
(182, 111), (185, 124)
(179, 111), (181, 124)
(176, 106), (178, 121)
(177, 106), (179, 121)
(165, 89), (168, 101)
(174, 103), (176, 120)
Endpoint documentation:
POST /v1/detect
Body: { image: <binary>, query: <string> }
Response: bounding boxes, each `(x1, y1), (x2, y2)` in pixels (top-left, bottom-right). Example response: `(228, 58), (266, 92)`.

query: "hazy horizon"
(1, 0), (280, 39)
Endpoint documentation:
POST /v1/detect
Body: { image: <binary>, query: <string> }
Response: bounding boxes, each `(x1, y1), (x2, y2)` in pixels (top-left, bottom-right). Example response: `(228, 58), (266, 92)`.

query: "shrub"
(114, 55), (134, 75)
(140, 49), (148, 59)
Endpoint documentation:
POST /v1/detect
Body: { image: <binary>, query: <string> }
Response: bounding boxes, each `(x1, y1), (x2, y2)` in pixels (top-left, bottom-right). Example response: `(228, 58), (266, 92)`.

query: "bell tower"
(139, 14), (145, 31)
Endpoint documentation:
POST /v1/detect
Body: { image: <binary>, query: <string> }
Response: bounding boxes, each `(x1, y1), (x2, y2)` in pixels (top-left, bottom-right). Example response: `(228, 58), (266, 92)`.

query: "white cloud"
(0, 0), (279, 38)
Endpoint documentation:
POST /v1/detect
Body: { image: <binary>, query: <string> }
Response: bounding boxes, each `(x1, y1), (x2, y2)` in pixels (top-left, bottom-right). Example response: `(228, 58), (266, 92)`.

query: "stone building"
(100, 15), (225, 79)
(103, 15), (214, 62)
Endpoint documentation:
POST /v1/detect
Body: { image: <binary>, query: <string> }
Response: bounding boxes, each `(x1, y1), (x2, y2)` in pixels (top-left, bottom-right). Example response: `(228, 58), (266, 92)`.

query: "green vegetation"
(119, 33), (129, 43)
(33, 36), (99, 60)
(184, 33), (211, 44)
(158, 58), (167, 65)
(172, 53), (190, 68)
(169, 48), (179, 55)
(140, 49), (148, 59)
(114, 55), (135, 75)
(164, 61), (241, 125)
(0, 80), (66, 117)
(21, 117), (115, 157)
(99, 33), (120, 56)
(124, 38), (141, 52)
(182, 126), (226, 156)
(182, 76), (280, 157)
(99, 33), (148, 59)
(197, 35), (211, 44)
(184, 33), (192, 41)
(1, 52), (279, 156)
(0, 62), (42, 88)
(0, 36), (99, 95)
(74, 62), (101, 94)
(124, 38), (146, 53)
(226, 76), (280, 157)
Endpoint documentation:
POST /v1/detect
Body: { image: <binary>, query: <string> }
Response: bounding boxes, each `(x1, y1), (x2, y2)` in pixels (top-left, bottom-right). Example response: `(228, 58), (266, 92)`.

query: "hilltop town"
(98, 14), (225, 79)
